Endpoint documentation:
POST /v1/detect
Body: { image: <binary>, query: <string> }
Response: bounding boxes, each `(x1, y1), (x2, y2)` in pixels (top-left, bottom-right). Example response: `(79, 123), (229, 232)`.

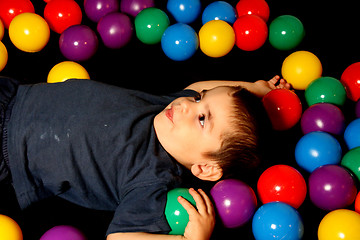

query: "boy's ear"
(191, 163), (223, 181)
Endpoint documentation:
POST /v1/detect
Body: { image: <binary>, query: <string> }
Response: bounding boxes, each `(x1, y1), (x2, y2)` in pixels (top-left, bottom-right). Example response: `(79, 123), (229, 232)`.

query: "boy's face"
(154, 86), (234, 172)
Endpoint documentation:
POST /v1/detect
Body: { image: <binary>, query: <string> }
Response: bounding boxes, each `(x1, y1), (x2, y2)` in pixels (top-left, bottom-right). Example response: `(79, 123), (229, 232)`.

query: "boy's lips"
(165, 106), (174, 122)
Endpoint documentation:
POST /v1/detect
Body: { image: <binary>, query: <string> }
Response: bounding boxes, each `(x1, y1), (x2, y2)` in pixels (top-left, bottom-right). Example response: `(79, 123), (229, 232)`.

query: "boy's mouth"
(165, 106), (174, 122)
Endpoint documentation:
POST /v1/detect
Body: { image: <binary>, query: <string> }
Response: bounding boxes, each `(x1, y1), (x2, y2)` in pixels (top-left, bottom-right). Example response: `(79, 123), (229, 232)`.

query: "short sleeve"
(106, 182), (172, 235)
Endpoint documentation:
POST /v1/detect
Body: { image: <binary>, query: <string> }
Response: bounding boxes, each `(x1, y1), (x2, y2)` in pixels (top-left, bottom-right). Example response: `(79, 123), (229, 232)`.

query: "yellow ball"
(48, 61), (90, 83)
(0, 41), (8, 72)
(0, 19), (4, 41)
(9, 13), (50, 53)
(318, 209), (360, 240)
(0, 214), (23, 240)
(281, 51), (322, 90)
(199, 20), (235, 58)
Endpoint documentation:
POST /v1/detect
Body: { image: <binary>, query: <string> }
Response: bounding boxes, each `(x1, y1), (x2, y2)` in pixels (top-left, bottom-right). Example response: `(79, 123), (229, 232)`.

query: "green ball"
(305, 76), (347, 106)
(134, 8), (170, 44)
(269, 15), (305, 50)
(165, 188), (196, 235)
(341, 147), (360, 182)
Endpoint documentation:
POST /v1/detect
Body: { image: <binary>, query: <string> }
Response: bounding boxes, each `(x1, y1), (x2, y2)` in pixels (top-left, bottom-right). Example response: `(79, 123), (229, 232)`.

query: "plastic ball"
(40, 225), (86, 240)
(305, 76), (347, 106)
(318, 209), (360, 240)
(252, 202), (304, 240)
(355, 192), (360, 213)
(210, 179), (257, 228)
(281, 51), (322, 90)
(341, 62), (360, 102)
(257, 165), (307, 209)
(309, 165), (357, 211)
(269, 15), (305, 51)
(262, 89), (302, 131)
(198, 20), (235, 58)
(120, 0), (155, 17)
(134, 8), (170, 45)
(165, 188), (196, 235)
(0, 215), (22, 240)
(0, 19), (4, 41)
(341, 147), (360, 183)
(97, 12), (133, 49)
(295, 132), (342, 172)
(84, 0), (119, 23)
(161, 23), (198, 61)
(0, 0), (35, 29)
(236, 0), (270, 22)
(47, 61), (90, 83)
(44, 0), (82, 34)
(9, 13), (50, 53)
(344, 118), (360, 150)
(59, 25), (98, 61)
(300, 103), (345, 135)
(233, 15), (268, 51)
(167, 0), (201, 24)
(202, 1), (237, 25)
(0, 41), (8, 72)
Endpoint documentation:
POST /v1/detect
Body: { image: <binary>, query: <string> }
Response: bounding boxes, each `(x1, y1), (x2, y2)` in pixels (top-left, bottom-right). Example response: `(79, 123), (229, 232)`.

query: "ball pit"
(0, 215), (22, 240)
(341, 62), (360, 102)
(202, 1), (237, 25)
(0, 41), (8, 72)
(84, 0), (119, 23)
(165, 188), (196, 235)
(0, 0), (35, 29)
(167, 0), (201, 24)
(1, 1), (360, 240)
(40, 225), (86, 240)
(341, 147), (360, 182)
(344, 118), (360, 150)
(235, 0), (270, 22)
(47, 61), (90, 83)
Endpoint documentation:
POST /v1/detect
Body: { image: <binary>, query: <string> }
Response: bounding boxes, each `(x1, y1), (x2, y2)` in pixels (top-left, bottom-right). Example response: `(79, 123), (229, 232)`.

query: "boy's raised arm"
(185, 75), (291, 98)
(107, 189), (215, 240)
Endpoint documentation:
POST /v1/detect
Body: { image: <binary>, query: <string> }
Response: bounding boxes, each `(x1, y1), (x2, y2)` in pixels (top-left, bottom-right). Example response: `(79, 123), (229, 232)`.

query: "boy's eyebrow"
(200, 89), (208, 98)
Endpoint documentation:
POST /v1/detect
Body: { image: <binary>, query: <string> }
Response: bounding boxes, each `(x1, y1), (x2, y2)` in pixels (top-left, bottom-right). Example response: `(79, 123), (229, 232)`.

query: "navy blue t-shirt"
(5, 79), (197, 235)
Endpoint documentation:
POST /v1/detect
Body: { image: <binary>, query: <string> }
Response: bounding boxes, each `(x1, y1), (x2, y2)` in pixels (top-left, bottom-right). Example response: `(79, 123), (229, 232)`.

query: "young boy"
(0, 76), (290, 240)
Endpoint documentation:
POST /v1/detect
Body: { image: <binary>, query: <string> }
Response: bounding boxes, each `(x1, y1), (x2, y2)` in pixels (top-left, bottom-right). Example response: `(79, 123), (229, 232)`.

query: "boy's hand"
(253, 75), (292, 97)
(178, 188), (216, 240)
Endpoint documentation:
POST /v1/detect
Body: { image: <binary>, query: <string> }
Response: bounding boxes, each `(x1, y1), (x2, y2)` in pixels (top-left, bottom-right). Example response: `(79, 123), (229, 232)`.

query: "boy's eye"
(194, 93), (202, 103)
(199, 114), (205, 127)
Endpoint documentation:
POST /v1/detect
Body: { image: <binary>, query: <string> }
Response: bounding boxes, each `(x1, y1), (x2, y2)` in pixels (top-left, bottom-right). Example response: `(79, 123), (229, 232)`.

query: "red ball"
(0, 0), (35, 29)
(233, 15), (268, 51)
(236, 0), (270, 22)
(257, 165), (307, 209)
(341, 62), (360, 101)
(44, 0), (82, 34)
(262, 89), (302, 131)
(355, 191), (360, 213)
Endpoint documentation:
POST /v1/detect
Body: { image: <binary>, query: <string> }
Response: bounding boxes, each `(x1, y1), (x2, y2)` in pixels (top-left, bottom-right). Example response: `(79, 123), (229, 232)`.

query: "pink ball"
(40, 225), (86, 240)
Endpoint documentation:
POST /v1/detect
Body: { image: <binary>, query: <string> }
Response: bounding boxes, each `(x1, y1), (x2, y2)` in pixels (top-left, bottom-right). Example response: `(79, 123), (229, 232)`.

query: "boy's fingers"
(197, 189), (215, 215)
(178, 196), (197, 216)
(188, 188), (208, 215)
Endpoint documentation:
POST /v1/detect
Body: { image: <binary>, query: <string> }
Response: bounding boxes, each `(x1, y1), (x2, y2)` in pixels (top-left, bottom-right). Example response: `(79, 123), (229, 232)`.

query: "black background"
(1, 0), (360, 239)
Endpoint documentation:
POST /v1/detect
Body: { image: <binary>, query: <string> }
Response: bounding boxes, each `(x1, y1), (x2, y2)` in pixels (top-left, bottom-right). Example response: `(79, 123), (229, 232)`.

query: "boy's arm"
(107, 189), (215, 240)
(185, 75), (291, 98)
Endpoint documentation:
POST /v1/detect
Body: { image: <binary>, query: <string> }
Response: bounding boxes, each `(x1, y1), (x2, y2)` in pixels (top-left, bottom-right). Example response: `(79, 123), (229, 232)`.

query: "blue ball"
(295, 131), (342, 172)
(202, 1), (237, 25)
(344, 118), (360, 150)
(252, 202), (304, 240)
(167, 0), (201, 24)
(161, 23), (198, 61)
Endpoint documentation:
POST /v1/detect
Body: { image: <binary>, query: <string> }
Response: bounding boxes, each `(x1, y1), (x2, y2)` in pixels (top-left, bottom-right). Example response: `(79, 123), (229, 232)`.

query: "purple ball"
(59, 25), (98, 61)
(97, 12), (133, 49)
(40, 225), (86, 240)
(301, 103), (345, 135)
(210, 179), (257, 228)
(84, 0), (119, 22)
(120, 0), (155, 17)
(356, 99), (360, 118)
(309, 165), (357, 211)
